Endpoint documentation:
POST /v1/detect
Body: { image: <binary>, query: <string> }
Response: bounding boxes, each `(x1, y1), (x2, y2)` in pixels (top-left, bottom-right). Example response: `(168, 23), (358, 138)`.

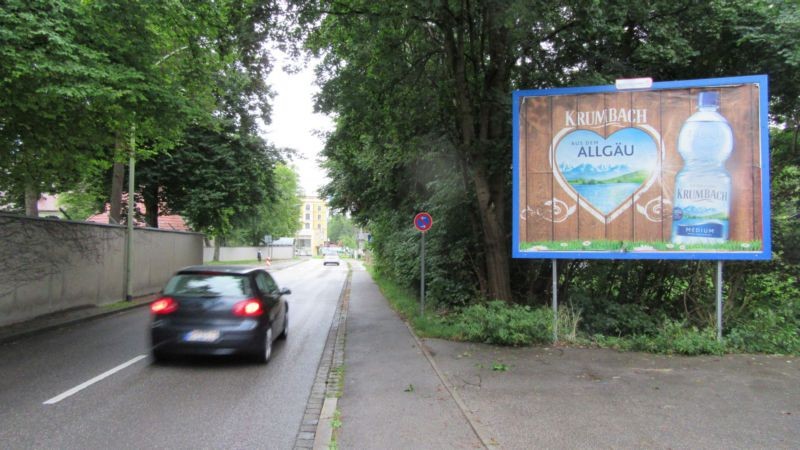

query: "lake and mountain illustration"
(675, 205), (728, 220)
(555, 128), (658, 215)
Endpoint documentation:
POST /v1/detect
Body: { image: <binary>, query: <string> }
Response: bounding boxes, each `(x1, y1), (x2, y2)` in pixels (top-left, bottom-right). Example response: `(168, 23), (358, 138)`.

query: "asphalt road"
(0, 259), (346, 449)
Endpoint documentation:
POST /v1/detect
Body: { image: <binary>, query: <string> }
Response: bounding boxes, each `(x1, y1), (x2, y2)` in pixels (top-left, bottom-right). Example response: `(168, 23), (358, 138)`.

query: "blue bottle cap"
(698, 91), (720, 108)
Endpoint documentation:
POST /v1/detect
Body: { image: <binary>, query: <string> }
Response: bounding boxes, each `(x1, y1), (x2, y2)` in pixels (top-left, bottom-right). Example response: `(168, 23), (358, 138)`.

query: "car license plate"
(184, 330), (220, 342)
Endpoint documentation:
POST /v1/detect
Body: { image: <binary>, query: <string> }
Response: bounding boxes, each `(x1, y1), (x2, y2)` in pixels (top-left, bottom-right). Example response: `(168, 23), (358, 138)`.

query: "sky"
(261, 55), (334, 197)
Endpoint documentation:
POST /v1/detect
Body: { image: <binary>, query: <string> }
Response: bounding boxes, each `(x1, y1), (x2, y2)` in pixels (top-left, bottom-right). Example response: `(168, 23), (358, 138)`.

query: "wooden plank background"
(519, 85), (762, 245)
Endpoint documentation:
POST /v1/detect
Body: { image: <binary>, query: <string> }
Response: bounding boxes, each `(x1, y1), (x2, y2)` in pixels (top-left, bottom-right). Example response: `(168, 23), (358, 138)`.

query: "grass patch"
(330, 365), (345, 398)
(366, 265), (756, 355)
(520, 239), (762, 252)
(368, 266), (553, 346)
(366, 266), (460, 339)
(492, 362), (509, 372)
(329, 409), (342, 450)
(102, 301), (141, 312)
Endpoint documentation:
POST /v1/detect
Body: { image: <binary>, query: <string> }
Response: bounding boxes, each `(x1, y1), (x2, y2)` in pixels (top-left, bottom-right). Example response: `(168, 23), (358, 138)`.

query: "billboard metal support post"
(420, 232), (426, 316)
(716, 261), (724, 341)
(552, 259), (558, 343)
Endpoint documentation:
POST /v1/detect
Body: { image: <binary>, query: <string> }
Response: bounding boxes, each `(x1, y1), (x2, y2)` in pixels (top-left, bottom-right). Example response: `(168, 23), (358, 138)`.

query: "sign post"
(414, 212), (433, 316)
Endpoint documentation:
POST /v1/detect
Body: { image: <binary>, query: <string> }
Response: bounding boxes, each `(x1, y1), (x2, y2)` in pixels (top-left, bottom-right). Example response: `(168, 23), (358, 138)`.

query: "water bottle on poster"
(671, 91), (733, 244)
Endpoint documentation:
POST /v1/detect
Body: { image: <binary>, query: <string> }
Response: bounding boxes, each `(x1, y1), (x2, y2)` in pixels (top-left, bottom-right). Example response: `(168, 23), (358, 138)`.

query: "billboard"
(512, 75), (770, 260)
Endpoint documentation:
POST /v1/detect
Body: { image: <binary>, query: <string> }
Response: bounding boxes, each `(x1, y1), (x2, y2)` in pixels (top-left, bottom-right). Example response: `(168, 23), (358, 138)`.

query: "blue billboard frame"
(512, 75), (771, 261)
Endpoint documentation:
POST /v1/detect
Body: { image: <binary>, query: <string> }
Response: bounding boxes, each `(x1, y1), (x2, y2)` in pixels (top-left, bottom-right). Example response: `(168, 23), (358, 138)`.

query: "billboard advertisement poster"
(512, 75), (770, 260)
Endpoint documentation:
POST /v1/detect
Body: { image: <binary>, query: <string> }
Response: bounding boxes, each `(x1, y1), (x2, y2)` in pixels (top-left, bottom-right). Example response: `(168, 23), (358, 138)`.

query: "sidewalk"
(337, 264), (490, 449)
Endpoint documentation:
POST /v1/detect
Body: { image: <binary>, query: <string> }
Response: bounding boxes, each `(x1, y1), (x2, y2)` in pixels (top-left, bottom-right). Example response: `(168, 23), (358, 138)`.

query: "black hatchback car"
(150, 265), (290, 363)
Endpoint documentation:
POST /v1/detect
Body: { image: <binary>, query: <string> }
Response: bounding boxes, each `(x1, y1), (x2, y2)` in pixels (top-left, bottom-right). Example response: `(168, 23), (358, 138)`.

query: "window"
(317, 215), (321, 221)
(255, 272), (278, 295)
(305, 223), (310, 229)
(305, 213), (310, 220)
(305, 204), (311, 211)
(164, 274), (251, 297)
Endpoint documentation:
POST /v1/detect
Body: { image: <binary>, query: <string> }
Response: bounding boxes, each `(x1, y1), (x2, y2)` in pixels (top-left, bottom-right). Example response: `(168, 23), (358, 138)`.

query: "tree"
(229, 164), (302, 246)
(108, 0), (283, 229)
(82, 0), (224, 223)
(0, 0), (119, 215)
(328, 214), (356, 248)
(155, 122), (278, 259)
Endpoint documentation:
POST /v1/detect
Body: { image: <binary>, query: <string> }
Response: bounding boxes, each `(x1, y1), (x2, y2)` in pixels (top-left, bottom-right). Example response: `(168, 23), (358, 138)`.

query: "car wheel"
(278, 314), (288, 340)
(151, 349), (167, 364)
(256, 327), (273, 364)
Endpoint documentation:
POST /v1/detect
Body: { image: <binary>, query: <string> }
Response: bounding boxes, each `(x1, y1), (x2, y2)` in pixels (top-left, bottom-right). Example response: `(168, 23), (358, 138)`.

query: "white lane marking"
(43, 355), (148, 405)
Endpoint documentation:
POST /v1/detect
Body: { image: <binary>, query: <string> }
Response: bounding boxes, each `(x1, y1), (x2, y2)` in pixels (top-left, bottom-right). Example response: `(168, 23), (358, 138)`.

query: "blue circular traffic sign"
(414, 212), (433, 232)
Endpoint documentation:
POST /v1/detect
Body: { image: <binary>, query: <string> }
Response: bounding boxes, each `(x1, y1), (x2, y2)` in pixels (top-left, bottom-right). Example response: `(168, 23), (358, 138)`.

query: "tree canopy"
(0, 0), (298, 241)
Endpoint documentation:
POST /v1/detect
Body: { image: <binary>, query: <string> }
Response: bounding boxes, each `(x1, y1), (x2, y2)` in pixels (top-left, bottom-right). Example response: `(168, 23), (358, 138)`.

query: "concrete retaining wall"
(203, 245), (294, 262)
(0, 214), (203, 327)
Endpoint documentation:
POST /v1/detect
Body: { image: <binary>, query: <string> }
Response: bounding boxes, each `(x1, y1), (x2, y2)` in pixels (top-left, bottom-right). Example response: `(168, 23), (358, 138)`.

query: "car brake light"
(151, 297), (178, 314)
(233, 299), (264, 317)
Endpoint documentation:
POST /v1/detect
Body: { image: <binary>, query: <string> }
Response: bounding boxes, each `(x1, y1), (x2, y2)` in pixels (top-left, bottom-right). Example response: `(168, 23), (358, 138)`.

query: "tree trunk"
(472, 164), (513, 301)
(143, 182), (159, 228)
(213, 237), (221, 262)
(439, 7), (513, 302)
(24, 181), (39, 217)
(110, 160), (124, 224)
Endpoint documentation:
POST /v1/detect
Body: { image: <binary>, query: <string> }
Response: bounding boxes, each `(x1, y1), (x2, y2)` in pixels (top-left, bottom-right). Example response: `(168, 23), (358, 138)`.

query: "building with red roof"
(86, 202), (191, 231)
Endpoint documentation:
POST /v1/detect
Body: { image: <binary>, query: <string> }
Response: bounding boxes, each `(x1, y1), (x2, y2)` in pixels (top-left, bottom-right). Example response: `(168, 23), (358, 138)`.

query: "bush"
(597, 319), (726, 355)
(727, 307), (800, 354)
(576, 297), (659, 336)
(452, 301), (552, 346)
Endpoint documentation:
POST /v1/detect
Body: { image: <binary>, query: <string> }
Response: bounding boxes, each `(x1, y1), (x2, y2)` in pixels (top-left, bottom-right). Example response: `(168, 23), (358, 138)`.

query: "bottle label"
(671, 178), (730, 242)
(675, 222), (724, 238)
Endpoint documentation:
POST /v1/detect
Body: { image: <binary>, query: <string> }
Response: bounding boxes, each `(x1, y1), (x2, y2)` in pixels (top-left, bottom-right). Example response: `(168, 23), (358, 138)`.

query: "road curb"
(0, 296), (154, 345)
(312, 397), (338, 449)
(294, 266), (350, 449)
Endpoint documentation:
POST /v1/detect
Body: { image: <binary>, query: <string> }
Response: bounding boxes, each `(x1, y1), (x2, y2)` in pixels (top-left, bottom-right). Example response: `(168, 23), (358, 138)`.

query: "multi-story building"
(295, 196), (329, 256)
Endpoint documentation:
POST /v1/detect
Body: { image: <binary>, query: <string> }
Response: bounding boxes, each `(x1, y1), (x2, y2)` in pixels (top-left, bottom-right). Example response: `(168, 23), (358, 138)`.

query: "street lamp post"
(125, 122), (135, 301)
(123, 47), (187, 302)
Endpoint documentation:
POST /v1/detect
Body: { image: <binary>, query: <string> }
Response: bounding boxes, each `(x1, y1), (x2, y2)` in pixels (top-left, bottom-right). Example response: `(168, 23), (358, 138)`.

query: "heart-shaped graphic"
(555, 128), (658, 215)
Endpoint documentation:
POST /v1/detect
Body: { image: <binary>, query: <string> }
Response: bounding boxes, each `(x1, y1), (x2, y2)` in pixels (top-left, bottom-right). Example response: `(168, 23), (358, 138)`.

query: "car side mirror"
(280, 288), (292, 296)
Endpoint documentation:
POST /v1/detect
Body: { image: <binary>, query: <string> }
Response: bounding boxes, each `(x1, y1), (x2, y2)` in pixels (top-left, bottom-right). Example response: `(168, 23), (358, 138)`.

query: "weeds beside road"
(367, 266), (799, 356)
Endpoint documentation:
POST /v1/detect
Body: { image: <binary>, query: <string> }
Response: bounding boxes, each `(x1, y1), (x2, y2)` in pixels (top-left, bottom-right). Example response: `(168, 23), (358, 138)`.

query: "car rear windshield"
(163, 274), (252, 297)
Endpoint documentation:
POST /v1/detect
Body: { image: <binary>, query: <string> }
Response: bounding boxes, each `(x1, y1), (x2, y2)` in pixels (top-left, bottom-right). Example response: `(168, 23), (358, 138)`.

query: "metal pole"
(125, 123), (135, 301)
(716, 261), (724, 341)
(552, 259), (558, 343)
(420, 232), (426, 316)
